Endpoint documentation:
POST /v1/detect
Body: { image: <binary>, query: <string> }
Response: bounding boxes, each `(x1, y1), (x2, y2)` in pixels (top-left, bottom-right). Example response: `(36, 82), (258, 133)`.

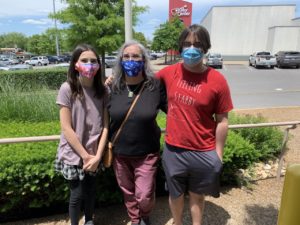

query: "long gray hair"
(111, 40), (156, 93)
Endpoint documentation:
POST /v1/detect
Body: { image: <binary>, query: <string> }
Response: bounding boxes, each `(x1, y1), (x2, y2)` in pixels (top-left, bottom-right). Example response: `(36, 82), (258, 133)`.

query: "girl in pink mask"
(55, 44), (108, 225)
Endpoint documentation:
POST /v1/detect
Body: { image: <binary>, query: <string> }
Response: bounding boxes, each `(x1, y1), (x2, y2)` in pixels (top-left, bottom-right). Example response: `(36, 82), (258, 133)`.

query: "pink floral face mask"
(75, 62), (100, 79)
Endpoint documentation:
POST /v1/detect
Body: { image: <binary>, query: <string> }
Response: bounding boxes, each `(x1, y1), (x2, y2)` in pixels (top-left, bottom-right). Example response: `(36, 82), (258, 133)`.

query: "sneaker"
(140, 217), (150, 225)
(84, 221), (94, 225)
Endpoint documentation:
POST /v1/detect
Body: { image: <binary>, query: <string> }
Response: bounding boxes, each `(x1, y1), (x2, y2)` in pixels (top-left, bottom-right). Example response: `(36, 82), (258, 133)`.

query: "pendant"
(128, 91), (133, 98)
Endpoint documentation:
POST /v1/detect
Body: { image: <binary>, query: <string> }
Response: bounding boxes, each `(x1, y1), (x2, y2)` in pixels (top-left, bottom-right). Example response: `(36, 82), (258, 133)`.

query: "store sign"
(171, 5), (191, 17)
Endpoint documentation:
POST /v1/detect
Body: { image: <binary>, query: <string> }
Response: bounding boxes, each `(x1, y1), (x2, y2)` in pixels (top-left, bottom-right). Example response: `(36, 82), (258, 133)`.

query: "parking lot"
(219, 64), (300, 109)
(151, 59), (300, 109)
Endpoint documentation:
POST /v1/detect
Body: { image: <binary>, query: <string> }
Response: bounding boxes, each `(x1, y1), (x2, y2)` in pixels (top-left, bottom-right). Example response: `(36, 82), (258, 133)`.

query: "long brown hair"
(67, 44), (105, 99)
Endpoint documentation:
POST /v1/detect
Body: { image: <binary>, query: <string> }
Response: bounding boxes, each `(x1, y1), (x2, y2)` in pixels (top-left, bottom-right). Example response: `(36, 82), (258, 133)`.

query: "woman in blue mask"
(108, 40), (167, 225)
(156, 25), (233, 225)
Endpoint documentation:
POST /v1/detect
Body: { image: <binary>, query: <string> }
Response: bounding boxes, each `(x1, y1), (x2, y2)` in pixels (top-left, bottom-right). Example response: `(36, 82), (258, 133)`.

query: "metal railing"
(1, 121), (300, 180)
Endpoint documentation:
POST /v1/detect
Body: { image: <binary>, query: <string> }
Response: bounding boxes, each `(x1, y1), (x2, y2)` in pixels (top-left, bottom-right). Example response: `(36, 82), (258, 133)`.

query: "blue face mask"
(181, 47), (203, 65)
(121, 60), (144, 77)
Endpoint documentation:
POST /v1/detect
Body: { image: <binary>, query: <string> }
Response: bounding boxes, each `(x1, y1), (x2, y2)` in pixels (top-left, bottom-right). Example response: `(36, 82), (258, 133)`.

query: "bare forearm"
(215, 113), (229, 160)
(215, 122), (228, 159)
(95, 108), (109, 160)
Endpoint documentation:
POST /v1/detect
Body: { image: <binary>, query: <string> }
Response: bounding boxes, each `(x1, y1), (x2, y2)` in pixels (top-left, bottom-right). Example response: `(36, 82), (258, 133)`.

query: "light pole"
(124, 0), (133, 42)
(52, 0), (60, 56)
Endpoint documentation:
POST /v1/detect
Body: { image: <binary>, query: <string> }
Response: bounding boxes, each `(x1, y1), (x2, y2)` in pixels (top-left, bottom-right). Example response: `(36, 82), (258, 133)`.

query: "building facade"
(169, 0), (192, 26)
(200, 5), (300, 57)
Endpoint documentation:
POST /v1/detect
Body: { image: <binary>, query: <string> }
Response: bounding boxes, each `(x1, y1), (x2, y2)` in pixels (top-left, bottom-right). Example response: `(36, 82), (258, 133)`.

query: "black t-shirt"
(108, 78), (167, 156)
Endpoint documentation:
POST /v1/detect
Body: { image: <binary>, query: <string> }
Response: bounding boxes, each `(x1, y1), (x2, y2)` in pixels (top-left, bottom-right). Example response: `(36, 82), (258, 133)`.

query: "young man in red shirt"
(156, 24), (233, 225)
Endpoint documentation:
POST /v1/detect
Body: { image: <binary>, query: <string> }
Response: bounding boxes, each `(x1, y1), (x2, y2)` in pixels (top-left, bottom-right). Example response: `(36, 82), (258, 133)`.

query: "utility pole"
(124, 0), (133, 42)
(52, 0), (60, 56)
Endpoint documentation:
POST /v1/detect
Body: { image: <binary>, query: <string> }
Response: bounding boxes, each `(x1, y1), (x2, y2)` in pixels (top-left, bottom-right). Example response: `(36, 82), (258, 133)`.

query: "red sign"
(169, 0), (192, 27)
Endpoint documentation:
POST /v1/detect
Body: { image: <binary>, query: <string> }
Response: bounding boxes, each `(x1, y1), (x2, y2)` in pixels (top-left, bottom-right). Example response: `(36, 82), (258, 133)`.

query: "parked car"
(8, 58), (19, 65)
(25, 56), (49, 66)
(47, 55), (62, 64)
(206, 53), (223, 69)
(59, 55), (71, 63)
(149, 53), (158, 60)
(151, 51), (166, 58)
(104, 56), (117, 68)
(275, 51), (300, 68)
(16, 55), (31, 64)
(0, 58), (11, 66)
(249, 51), (276, 68)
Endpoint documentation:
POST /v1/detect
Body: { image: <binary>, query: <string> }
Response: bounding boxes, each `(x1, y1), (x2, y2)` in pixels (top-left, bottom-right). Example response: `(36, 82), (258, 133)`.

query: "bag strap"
(111, 81), (145, 145)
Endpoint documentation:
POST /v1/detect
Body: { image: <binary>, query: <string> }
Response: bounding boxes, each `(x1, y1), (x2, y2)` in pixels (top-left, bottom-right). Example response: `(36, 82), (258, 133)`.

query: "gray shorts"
(162, 143), (223, 198)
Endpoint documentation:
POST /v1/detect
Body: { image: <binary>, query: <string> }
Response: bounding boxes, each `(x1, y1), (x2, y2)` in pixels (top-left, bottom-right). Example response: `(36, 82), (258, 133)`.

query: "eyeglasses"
(122, 53), (143, 61)
(182, 41), (202, 49)
(79, 58), (98, 64)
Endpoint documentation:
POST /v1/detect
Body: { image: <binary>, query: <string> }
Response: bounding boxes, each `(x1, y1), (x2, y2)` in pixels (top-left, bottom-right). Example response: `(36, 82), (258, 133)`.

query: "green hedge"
(229, 113), (283, 160)
(0, 115), (284, 221)
(0, 68), (67, 92)
(0, 122), (122, 222)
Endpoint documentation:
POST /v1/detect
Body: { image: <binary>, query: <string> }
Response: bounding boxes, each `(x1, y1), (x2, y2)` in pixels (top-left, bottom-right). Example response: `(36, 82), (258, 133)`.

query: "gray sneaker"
(84, 221), (94, 225)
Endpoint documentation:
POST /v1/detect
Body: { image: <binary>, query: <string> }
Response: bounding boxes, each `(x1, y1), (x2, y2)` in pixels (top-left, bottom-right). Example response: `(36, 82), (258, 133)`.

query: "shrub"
(229, 112), (283, 160)
(222, 131), (259, 184)
(0, 122), (122, 221)
(0, 67), (67, 92)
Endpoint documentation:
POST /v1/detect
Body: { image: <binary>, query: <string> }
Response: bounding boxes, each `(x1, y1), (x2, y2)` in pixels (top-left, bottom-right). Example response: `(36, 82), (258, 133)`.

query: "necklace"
(126, 82), (142, 98)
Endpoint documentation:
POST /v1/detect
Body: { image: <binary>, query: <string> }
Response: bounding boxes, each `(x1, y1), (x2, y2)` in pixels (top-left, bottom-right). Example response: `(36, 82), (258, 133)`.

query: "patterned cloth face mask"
(121, 60), (144, 77)
(75, 62), (100, 79)
(181, 47), (204, 66)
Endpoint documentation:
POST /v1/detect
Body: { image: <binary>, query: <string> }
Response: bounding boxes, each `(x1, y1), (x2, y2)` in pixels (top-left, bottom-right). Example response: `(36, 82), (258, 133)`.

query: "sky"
(0, 0), (300, 40)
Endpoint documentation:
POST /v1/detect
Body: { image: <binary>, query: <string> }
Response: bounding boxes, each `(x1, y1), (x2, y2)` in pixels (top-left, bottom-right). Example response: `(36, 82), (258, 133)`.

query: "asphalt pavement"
(151, 58), (300, 109)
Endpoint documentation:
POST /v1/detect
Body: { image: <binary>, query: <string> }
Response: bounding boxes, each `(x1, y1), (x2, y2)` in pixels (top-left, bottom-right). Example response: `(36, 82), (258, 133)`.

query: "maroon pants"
(113, 153), (159, 224)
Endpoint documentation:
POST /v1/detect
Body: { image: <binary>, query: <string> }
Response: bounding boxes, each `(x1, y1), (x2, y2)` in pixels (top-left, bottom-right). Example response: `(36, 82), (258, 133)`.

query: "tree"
(0, 32), (28, 50)
(151, 16), (185, 63)
(27, 34), (50, 55)
(50, 0), (147, 76)
(133, 31), (147, 48)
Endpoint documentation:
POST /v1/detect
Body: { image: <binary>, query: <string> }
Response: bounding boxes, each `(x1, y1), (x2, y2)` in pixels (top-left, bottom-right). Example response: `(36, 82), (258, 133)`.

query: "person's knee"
(69, 185), (83, 206)
(70, 192), (82, 206)
(137, 191), (154, 205)
(188, 191), (205, 202)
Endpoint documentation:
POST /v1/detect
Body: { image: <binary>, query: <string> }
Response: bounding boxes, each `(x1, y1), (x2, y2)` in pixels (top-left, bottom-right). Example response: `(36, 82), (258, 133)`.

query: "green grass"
(0, 89), (58, 122)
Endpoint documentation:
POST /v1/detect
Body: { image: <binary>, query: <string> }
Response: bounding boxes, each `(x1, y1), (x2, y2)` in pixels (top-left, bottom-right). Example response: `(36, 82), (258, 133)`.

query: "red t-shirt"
(156, 63), (233, 151)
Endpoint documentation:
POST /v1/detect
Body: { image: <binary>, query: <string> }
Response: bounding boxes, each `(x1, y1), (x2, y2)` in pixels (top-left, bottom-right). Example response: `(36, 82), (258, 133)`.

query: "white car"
(0, 58), (12, 65)
(25, 56), (49, 66)
(249, 51), (276, 68)
(104, 56), (117, 68)
(151, 51), (166, 58)
(206, 53), (223, 69)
